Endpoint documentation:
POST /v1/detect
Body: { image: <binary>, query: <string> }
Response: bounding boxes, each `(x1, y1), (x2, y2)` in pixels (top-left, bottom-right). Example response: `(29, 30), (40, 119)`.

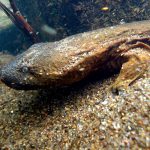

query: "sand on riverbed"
(0, 53), (149, 149)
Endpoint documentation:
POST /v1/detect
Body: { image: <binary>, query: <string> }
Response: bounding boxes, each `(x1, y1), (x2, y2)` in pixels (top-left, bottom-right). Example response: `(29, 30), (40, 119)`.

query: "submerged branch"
(9, 0), (19, 13)
(0, 0), (40, 43)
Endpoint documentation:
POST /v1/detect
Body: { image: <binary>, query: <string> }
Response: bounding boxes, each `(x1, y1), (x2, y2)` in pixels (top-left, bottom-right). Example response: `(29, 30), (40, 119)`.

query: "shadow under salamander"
(18, 69), (118, 117)
(0, 63), (118, 140)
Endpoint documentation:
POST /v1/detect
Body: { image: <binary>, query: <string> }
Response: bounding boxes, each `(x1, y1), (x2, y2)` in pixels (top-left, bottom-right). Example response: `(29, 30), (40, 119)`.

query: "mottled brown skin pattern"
(0, 20), (150, 91)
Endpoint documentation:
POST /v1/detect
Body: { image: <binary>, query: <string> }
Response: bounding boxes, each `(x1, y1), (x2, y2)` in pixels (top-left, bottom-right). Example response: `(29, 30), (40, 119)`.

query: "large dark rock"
(16, 0), (150, 38)
(0, 0), (150, 54)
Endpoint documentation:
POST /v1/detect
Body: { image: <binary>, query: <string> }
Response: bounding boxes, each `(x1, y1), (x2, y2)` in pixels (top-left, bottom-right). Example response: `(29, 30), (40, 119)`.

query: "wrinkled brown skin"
(0, 20), (150, 91)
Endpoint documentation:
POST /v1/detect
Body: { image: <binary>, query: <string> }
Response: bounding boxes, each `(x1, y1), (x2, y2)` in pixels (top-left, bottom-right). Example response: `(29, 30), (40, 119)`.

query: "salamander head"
(0, 56), (39, 90)
(0, 44), (55, 90)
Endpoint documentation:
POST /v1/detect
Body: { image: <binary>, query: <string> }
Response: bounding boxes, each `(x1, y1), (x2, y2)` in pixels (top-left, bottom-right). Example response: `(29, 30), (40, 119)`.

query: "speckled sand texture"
(0, 54), (149, 149)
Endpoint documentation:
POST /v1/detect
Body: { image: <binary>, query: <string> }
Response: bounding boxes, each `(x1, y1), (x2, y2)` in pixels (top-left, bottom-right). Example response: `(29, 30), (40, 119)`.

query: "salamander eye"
(20, 66), (29, 73)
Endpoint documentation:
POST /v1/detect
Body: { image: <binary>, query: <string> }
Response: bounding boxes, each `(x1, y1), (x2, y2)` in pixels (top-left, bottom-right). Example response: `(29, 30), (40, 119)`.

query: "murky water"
(0, 0), (150, 54)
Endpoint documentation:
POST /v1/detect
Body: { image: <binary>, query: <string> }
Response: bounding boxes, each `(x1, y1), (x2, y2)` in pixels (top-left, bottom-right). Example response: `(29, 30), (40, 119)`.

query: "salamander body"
(0, 20), (150, 91)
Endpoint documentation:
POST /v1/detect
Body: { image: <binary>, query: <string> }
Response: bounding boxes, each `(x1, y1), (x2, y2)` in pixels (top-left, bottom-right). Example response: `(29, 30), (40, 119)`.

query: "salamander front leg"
(111, 53), (149, 93)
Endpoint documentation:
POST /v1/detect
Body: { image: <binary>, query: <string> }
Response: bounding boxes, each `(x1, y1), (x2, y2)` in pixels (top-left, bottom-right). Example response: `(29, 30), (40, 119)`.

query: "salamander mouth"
(0, 77), (38, 90)
(0, 64), (37, 90)
(0, 68), (49, 90)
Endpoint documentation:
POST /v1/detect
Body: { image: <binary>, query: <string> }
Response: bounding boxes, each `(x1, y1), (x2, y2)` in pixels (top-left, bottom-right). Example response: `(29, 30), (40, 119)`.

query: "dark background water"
(0, 0), (150, 55)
